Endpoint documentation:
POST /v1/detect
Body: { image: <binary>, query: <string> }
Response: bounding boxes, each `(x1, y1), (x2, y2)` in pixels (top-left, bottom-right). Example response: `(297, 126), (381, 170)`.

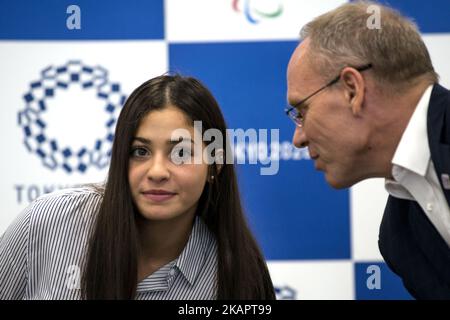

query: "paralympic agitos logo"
(232, 0), (283, 24)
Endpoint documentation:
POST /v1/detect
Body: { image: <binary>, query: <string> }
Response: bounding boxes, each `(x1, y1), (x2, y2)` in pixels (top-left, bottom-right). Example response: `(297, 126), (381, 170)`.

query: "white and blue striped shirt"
(0, 186), (218, 300)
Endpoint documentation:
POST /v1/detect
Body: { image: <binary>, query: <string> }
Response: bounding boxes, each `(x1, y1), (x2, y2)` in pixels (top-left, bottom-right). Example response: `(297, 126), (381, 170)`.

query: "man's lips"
(309, 153), (322, 170)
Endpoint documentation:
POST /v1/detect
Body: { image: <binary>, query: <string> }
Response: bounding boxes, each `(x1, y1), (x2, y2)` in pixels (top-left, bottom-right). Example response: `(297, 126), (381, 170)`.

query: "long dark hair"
(81, 75), (275, 299)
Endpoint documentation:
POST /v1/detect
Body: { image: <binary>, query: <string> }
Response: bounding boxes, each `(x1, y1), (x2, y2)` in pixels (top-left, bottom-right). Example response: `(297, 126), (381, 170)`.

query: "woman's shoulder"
(32, 184), (103, 202)
(27, 184), (104, 231)
(34, 183), (104, 203)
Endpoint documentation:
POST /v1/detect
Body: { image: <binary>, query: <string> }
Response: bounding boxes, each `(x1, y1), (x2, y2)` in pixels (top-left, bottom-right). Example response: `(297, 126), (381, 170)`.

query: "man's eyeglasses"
(285, 63), (373, 127)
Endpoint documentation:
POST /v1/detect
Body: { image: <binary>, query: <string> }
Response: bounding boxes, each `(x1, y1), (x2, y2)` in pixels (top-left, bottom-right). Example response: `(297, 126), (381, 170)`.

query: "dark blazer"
(379, 84), (450, 299)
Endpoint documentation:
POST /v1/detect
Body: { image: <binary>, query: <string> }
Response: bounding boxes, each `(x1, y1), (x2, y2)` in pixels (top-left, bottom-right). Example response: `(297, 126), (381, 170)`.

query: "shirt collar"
(391, 85), (433, 177)
(136, 216), (214, 293)
(175, 216), (214, 286)
(136, 261), (176, 293)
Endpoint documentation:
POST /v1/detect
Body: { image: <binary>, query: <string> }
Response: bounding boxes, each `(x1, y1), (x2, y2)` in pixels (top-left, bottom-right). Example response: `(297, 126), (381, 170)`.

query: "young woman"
(0, 75), (275, 300)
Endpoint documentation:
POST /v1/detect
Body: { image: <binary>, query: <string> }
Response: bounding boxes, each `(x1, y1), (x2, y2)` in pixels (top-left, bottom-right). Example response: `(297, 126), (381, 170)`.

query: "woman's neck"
(136, 208), (196, 281)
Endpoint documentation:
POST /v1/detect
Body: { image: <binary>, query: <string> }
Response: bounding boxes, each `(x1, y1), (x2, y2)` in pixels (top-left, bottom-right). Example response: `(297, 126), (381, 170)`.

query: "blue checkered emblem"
(18, 61), (127, 174)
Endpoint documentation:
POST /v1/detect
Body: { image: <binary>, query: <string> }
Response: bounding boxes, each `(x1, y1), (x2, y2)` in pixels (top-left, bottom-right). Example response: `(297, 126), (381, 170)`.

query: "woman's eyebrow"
(168, 137), (195, 146)
(132, 136), (151, 145)
(132, 136), (195, 146)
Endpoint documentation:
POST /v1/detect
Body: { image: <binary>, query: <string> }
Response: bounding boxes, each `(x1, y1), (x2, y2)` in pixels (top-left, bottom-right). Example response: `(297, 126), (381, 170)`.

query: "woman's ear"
(207, 149), (224, 184)
(215, 149), (224, 174)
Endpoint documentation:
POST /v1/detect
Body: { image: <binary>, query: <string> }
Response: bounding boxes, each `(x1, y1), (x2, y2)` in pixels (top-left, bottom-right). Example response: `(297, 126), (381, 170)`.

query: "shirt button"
(426, 203), (433, 212)
(169, 269), (176, 276)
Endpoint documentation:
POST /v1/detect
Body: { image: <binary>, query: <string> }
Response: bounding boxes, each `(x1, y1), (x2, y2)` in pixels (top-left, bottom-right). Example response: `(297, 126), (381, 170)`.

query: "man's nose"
(292, 126), (308, 148)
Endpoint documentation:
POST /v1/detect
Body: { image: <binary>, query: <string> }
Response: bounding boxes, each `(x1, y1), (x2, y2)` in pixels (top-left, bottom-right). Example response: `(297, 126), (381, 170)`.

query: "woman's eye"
(130, 147), (149, 158)
(171, 147), (192, 164)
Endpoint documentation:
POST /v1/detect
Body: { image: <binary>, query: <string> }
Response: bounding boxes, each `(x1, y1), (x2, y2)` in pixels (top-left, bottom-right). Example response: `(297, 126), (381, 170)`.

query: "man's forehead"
(289, 39), (310, 67)
(287, 39), (315, 102)
(287, 40), (312, 81)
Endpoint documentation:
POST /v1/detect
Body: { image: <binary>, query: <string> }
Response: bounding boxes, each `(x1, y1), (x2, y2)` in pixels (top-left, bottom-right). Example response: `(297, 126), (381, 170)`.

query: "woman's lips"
(141, 190), (176, 203)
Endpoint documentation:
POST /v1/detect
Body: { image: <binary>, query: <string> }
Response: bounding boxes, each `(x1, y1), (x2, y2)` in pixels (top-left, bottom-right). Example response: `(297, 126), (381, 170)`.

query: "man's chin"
(324, 172), (354, 189)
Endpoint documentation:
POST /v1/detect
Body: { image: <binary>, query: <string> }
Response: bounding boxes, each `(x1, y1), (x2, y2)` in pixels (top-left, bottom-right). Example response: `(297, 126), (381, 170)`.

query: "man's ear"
(341, 67), (366, 116)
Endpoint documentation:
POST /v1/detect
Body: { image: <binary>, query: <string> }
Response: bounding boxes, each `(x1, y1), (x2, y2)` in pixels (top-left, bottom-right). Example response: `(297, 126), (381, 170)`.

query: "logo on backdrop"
(275, 285), (297, 300)
(232, 0), (283, 24)
(18, 61), (127, 174)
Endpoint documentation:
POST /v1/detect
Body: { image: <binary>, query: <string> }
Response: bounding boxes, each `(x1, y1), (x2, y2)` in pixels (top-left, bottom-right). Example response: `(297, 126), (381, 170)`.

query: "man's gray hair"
(300, 1), (438, 90)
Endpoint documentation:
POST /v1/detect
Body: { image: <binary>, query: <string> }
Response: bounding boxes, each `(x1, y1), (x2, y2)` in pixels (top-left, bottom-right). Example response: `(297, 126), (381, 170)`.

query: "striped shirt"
(0, 186), (218, 300)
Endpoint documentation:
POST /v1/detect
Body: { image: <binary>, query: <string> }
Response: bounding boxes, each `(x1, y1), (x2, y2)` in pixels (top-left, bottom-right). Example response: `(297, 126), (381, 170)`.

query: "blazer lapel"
(427, 84), (450, 205)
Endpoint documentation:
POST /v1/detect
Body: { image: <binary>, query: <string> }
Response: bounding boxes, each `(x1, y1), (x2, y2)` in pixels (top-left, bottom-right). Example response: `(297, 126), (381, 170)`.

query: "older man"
(286, 1), (450, 299)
